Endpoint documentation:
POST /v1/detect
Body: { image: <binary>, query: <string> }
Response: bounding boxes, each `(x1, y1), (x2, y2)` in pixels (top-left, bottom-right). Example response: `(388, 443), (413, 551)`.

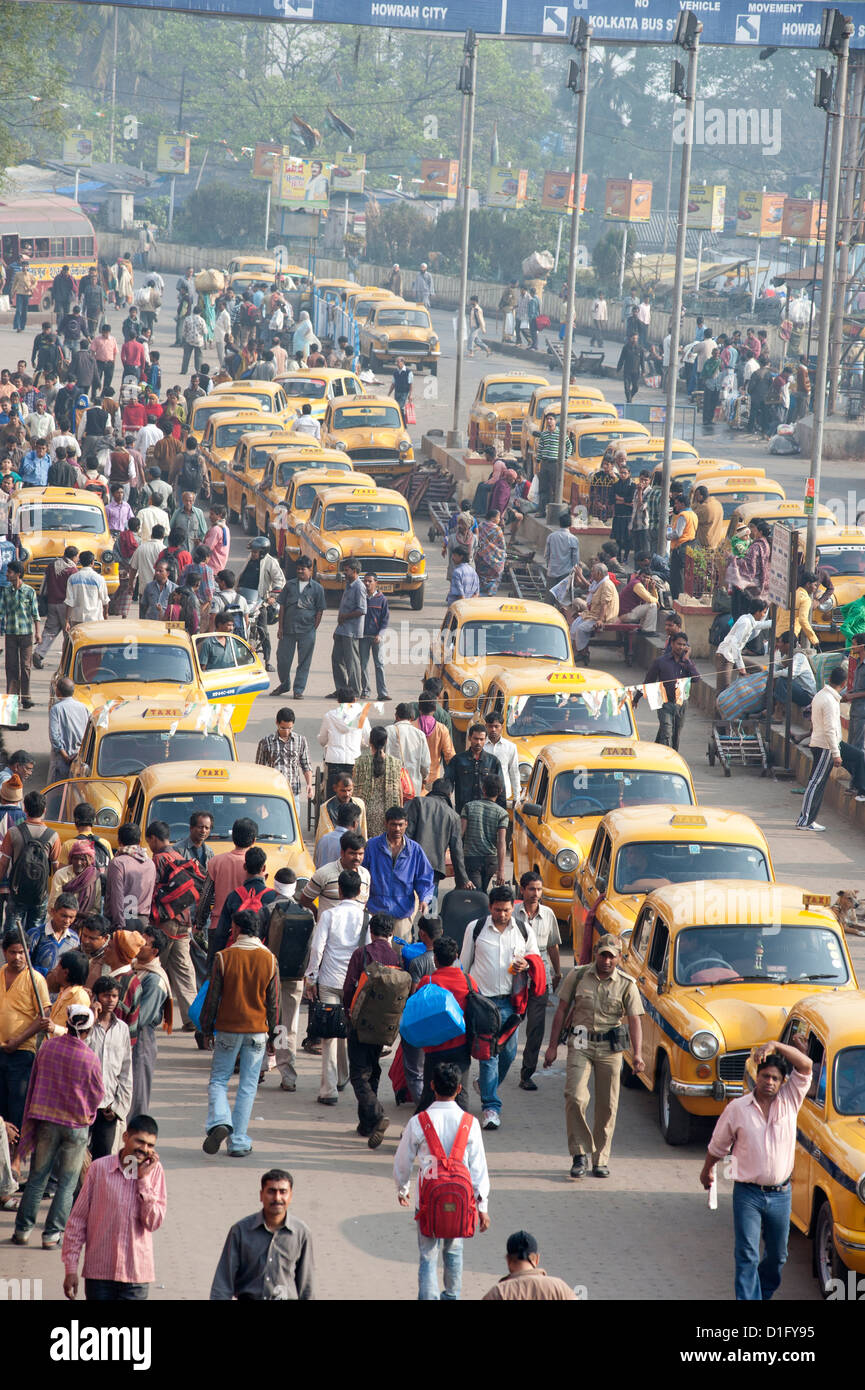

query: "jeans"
(418, 1229), (463, 1300)
(206, 1031), (266, 1154)
(15, 1121), (89, 1239)
(418, 1043), (472, 1112)
(358, 636), (389, 699)
(0, 1049), (35, 1132)
(623, 373), (640, 403)
(5, 633), (33, 699)
(478, 995), (519, 1114)
(181, 343), (202, 374)
(402, 1042), (425, 1103)
(5, 901), (47, 938)
(347, 1030), (385, 1134)
(669, 547), (685, 601)
(732, 1182), (792, 1300)
(86, 1279), (149, 1301)
(89, 1111), (118, 1160)
(656, 701), (686, 751)
(14, 294), (29, 332)
(277, 629), (316, 695)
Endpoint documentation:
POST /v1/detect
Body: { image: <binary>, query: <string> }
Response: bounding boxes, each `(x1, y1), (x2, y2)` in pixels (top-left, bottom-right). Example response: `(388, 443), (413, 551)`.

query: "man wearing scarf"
(101, 929), (146, 1049)
(48, 840), (102, 922)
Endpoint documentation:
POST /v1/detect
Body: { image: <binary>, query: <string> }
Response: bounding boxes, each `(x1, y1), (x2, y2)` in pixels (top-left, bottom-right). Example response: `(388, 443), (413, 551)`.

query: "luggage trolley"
(707, 720), (768, 777)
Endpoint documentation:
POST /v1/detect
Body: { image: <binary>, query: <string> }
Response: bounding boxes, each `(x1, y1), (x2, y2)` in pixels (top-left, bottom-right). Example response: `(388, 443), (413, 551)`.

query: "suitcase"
(715, 671), (768, 719)
(439, 888), (489, 951)
(400, 982), (465, 1048)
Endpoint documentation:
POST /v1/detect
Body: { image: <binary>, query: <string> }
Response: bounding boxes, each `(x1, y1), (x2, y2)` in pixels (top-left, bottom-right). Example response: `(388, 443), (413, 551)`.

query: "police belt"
(571, 1027), (624, 1043)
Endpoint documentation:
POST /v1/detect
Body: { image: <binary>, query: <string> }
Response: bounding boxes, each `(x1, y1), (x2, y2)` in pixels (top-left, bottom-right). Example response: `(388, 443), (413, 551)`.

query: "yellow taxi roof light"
(498, 604), (527, 613)
(601, 746), (636, 757)
(547, 672), (586, 685)
(351, 489), (377, 496)
(144, 707), (184, 718)
(802, 892), (832, 908)
(670, 814), (708, 827)
(196, 768), (230, 779)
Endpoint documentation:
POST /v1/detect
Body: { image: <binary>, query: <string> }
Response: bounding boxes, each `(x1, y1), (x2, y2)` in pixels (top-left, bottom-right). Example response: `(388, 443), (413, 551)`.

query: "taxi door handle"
(638, 976), (646, 985)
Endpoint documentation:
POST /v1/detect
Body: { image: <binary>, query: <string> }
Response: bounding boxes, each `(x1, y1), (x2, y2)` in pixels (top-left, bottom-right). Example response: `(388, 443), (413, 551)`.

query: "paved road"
(0, 280), (862, 1301)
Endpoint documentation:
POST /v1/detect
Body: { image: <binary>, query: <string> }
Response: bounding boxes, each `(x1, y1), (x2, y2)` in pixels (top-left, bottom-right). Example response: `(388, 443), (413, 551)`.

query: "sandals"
(0, 1195), (21, 1211)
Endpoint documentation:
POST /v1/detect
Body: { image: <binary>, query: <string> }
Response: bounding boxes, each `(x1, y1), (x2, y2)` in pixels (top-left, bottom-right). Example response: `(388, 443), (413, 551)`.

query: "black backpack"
(709, 612), (732, 648)
(10, 824), (54, 907)
(267, 900), (315, 979)
(178, 454), (204, 494)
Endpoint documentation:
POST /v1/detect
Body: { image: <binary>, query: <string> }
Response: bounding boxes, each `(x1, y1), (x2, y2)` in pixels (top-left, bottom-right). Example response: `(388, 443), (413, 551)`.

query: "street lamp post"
(450, 30), (478, 446)
(554, 19), (592, 516)
(657, 10), (701, 560)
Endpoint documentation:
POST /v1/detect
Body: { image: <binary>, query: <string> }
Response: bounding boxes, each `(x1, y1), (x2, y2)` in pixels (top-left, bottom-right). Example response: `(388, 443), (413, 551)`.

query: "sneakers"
(482, 1110), (500, 1131)
(368, 1116), (390, 1149)
(202, 1123), (231, 1154)
(42, 1233), (61, 1248)
(569, 1155), (588, 1180)
(797, 822), (827, 832)
(11, 1230), (29, 1245)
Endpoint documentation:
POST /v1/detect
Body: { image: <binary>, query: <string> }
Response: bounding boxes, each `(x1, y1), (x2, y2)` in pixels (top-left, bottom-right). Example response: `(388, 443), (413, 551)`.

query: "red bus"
(0, 195), (98, 313)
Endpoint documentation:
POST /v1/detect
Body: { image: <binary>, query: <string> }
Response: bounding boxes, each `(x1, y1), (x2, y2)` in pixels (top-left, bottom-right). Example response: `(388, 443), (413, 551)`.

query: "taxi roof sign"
(498, 604), (527, 613)
(350, 488), (377, 496)
(547, 672), (586, 685)
(802, 892), (832, 908)
(601, 746), (636, 757)
(670, 814), (708, 827)
(196, 768), (230, 778)
(144, 707), (184, 718)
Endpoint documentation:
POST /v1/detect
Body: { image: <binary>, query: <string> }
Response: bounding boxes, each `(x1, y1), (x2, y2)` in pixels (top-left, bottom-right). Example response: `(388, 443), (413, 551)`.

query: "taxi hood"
(688, 993), (801, 1048)
(824, 1116), (865, 1171)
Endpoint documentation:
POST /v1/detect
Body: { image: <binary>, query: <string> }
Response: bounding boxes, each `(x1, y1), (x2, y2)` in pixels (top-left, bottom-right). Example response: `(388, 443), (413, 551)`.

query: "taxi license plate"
(377, 583), (394, 592)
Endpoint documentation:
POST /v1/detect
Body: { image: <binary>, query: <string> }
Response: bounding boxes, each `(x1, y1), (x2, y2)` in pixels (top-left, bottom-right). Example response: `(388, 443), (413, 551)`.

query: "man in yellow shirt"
(0, 926), (50, 1179)
(776, 571), (818, 648)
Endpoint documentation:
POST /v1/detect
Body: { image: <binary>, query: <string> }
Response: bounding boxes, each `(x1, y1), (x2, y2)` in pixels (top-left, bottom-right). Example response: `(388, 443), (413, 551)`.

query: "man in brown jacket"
(570, 563), (619, 662)
(691, 485), (725, 550)
(482, 1230), (577, 1300)
(201, 908), (278, 1158)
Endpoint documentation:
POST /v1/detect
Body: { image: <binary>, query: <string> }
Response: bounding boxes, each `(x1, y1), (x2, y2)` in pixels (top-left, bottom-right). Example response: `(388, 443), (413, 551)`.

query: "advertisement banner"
(156, 135), (190, 175)
(736, 190), (785, 238)
(252, 142), (287, 181)
(487, 166), (528, 209)
(62, 131), (94, 167)
(273, 155), (331, 210)
(687, 183), (726, 231)
(419, 159), (459, 200)
(604, 178), (652, 222)
(781, 197), (826, 243)
(540, 170), (587, 213)
(331, 152), (366, 195)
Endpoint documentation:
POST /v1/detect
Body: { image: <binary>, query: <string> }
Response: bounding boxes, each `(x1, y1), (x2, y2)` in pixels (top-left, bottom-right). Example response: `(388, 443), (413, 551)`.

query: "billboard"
(156, 135), (190, 175)
(273, 155), (331, 210)
(62, 131), (94, 167)
(540, 170), (588, 213)
(604, 179), (652, 222)
(252, 142), (287, 181)
(331, 152), (365, 195)
(736, 190), (786, 238)
(687, 183), (726, 232)
(781, 197), (827, 243)
(419, 159), (459, 200)
(488, 166), (528, 209)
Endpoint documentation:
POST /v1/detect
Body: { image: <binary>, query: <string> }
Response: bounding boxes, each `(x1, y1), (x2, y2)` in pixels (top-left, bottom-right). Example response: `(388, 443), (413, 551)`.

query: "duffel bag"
(400, 982), (465, 1048)
(715, 671), (768, 720)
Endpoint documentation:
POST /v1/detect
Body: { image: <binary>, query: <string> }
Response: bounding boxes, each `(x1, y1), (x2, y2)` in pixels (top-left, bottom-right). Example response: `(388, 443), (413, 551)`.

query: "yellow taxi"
(188, 395), (263, 438)
(425, 598), (574, 737)
(747, 992), (865, 1293)
(524, 399), (620, 476)
(480, 668), (637, 780)
(49, 619), (268, 733)
(227, 255), (278, 280)
(700, 472), (787, 519)
(251, 447), (354, 538)
(275, 368), (366, 421)
(467, 372), (549, 453)
(322, 397), (414, 483)
(209, 428), (300, 520)
(620, 884), (856, 1145)
(200, 414), (280, 478)
(345, 286), (398, 324)
(519, 384), (609, 463)
(302, 277), (361, 312)
(358, 299), (441, 376)
(513, 738), (696, 926)
(563, 420), (652, 504)
(70, 697), (238, 780)
(297, 484), (426, 609)
(727, 498), (838, 536)
(209, 380), (293, 420)
(11, 488), (119, 596)
(274, 468), (376, 561)
(648, 458), (743, 499)
(810, 527), (865, 646)
(571, 805), (775, 960)
(614, 436), (700, 474)
(41, 762), (314, 881)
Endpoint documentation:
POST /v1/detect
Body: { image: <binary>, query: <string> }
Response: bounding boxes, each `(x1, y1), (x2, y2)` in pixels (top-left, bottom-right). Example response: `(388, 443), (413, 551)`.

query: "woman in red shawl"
(108, 514), (140, 617)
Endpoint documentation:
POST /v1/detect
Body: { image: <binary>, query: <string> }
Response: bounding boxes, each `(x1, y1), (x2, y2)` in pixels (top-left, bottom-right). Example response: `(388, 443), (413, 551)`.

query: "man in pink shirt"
(62, 1112), (166, 1301)
(700, 1039), (811, 1301)
(198, 817), (258, 966)
(91, 323), (120, 398)
(204, 504), (230, 574)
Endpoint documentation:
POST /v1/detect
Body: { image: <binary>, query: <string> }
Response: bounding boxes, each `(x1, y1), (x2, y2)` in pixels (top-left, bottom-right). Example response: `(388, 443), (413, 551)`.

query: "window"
(50, 238), (65, 257)
(506, 692), (634, 740)
(148, 792), (297, 845)
(322, 502), (409, 533)
(631, 908), (654, 960)
(807, 1033), (826, 1104)
(672, 926), (849, 987)
(833, 1047), (865, 1115)
(595, 836), (612, 894)
(331, 405), (403, 431)
(97, 730), (234, 777)
(485, 381), (538, 405)
(457, 622), (570, 663)
(344, 378), (362, 396)
(17, 504), (105, 535)
(442, 618), (457, 660)
(534, 765), (549, 812)
(587, 828), (605, 874)
(33, 237), (50, 257)
(550, 769), (693, 819)
(68, 237), (81, 257)
(613, 841), (771, 893)
(81, 237), (94, 256)
(282, 378), (327, 398)
(126, 786), (145, 828)
(648, 920), (670, 976)
(73, 643), (194, 687)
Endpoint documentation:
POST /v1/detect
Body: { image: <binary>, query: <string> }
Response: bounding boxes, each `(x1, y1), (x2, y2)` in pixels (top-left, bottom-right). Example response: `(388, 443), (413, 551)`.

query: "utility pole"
(554, 19), (592, 516)
(108, 7), (118, 165)
(449, 30), (477, 446)
(828, 52), (865, 413)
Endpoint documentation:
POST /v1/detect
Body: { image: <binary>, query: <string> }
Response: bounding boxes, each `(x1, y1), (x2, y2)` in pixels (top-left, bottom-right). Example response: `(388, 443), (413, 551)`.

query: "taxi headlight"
(518, 762), (532, 784)
(485, 412), (497, 423)
(399, 440), (411, 452)
(430, 337), (439, 350)
(555, 848), (578, 873)
(690, 1032), (720, 1061)
(461, 678), (480, 698)
(101, 549), (116, 564)
(407, 547), (423, 564)
(325, 547), (340, 563)
(857, 1174), (865, 1204)
(333, 439), (347, 450)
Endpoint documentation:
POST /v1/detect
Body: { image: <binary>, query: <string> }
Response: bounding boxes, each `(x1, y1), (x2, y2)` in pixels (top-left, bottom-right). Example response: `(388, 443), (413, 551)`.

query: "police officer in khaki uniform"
(543, 935), (644, 1179)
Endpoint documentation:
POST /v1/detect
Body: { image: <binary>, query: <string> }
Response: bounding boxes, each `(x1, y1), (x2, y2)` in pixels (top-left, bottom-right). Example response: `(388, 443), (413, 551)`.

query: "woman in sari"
(199, 292), (216, 344)
(474, 508), (507, 596)
(729, 518), (771, 619)
(48, 840), (103, 921)
(352, 726), (403, 838)
(109, 516), (140, 618)
(444, 501), (478, 577)
(292, 311), (317, 362)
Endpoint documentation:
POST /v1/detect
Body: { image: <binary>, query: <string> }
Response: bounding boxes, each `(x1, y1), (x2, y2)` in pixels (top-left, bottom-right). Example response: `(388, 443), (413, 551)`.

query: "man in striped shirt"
(536, 413), (573, 515)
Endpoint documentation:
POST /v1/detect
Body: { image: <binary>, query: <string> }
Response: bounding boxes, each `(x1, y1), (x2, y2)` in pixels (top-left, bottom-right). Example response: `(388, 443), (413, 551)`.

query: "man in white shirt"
(304, 870), (368, 1103)
(129, 530), (165, 592)
(50, 429), (81, 460)
(292, 404), (321, 440)
(135, 502), (171, 544)
(714, 597), (771, 693)
(393, 1059), (490, 1301)
(318, 691), (371, 796)
(64, 551), (109, 628)
(482, 711), (521, 803)
(460, 886), (539, 1131)
(26, 399), (56, 441)
(797, 665), (865, 831)
(386, 707), (430, 798)
(696, 329), (717, 368)
(134, 421), (161, 458)
(513, 872), (562, 1092)
(86, 976), (133, 1158)
(590, 292), (607, 348)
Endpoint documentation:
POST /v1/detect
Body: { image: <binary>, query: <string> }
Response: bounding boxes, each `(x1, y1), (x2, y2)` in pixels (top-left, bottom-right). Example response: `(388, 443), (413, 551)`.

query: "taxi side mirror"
(521, 802), (543, 819)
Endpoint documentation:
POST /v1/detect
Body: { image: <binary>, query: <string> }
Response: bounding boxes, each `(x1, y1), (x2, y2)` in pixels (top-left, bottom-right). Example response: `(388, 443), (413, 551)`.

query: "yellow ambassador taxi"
(513, 738), (696, 927)
(298, 485), (426, 609)
(11, 488), (119, 596)
(519, 384), (608, 464)
(569, 436), (699, 510)
(620, 884), (856, 1146)
(345, 286), (397, 324)
(467, 372), (549, 453)
(358, 299), (440, 376)
(210, 428), (301, 521)
(322, 398), (414, 483)
(41, 762), (314, 881)
(811, 527), (865, 647)
(275, 368), (366, 421)
(188, 395), (264, 438)
(425, 598), (574, 738)
(649, 458), (743, 501)
(274, 468), (376, 561)
(728, 498), (838, 536)
(524, 400), (620, 476)
(70, 697), (238, 780)
(50, 620), (268, 733)
(199, 415), (280, 487)
(251, 446), (354, 539)
(209, 380), (292, 419)
(563, 420), (652, 504)
(701, 471), (786, 519)
(748, 993), (865, 1294)
(571, 805), (775, 959)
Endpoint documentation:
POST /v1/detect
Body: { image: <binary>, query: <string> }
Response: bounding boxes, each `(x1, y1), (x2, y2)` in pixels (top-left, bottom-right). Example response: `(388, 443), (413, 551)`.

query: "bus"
(0, 195), (98, 314)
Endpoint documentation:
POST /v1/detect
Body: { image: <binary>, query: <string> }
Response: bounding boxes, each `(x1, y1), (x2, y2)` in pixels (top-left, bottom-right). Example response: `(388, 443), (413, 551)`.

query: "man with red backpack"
(145, 820), (205, 1032)
(393, 1059), (490, 1301)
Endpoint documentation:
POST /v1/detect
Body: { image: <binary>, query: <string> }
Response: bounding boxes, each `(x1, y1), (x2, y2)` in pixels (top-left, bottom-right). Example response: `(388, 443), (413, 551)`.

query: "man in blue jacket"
(364, 807), (434, 941)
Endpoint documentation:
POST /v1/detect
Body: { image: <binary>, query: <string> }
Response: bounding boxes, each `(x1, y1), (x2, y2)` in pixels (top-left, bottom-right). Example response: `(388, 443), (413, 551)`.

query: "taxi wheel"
(409, 585), (425, 612)
(657, 1054), (691, 1145)
(813, 1200), (846, 1296)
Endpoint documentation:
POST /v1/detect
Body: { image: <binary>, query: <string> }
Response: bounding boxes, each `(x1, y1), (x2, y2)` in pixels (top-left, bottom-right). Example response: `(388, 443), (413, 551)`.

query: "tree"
(173, 182), (268, 247)
(592, 227), (635, 291)
(0, 2), (77, 176)
(364, 202), (433, 268)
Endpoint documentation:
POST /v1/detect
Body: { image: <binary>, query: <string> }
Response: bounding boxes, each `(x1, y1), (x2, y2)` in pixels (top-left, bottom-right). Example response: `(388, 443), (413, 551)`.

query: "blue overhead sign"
(64, 0), (865, 47)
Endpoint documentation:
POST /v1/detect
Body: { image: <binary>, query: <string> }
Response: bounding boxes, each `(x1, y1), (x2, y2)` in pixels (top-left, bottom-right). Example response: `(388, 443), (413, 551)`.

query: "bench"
(589, 619), (642, 667)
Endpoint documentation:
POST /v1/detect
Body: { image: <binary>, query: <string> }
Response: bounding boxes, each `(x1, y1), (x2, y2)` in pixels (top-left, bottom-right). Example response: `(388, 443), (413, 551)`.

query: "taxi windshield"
(96, 730), (234, 776)
(376, 308), (429, 326)
(295, 480), (354, 509)
(332, 406), (402, 430)
(833, 1047), (865, 1114)
(484, 381), (538, 405)
(323, 502), (409, 532)
(507, 693), (633, 739)
(148, 792), (297, 844)
(193, 403), (251, 430)
(232, 390), (275, 411)
(248, 446), (278, 470)
(578, 432), (641, 458)
(18, 504), (104, 534)
(717, 491), (783, 518)
(551, 769), (693, 818)
(276, 459), (329, 485)
(214, 421), (272, 448)
(673, 925), (848, 987)
(282, 378), (327, 398)
(73, 643), (194, 686)
(815, 545), (865, 577)
(458, 621), (570, 662)
(614, 841), (771, 894)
